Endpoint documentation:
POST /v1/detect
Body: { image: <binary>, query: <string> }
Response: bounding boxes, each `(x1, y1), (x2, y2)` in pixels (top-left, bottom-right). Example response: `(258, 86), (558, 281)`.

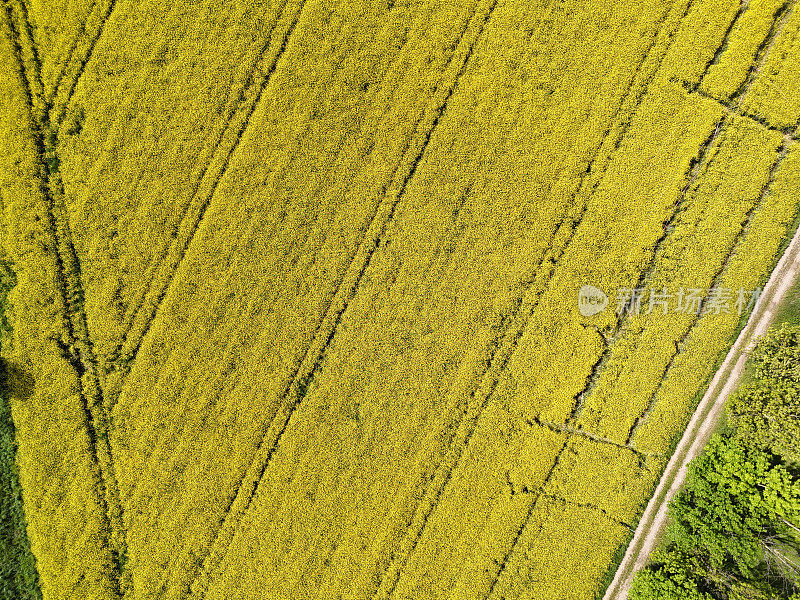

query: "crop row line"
(568, 109), (724, 429)
(185, 2), (495, 598)
(626, 133), (793, 449)
(137, 2), (475, 592)
(7, 0), (42, 116)
(106, 0), (308, 416)
(135, 2), (316, 597)
(48, 0), (118, 128)
(729, 0), (794, 108)
(625, 8), (799, 444)
(107, 0), (303, 378)
(1, 2), (128, 595)
(688, 0), (747, 93)
(183, 105), (433, 599)
(125, 0), (425, 517)
(366, 2), (698, 598)
(474, 1), (716, 595)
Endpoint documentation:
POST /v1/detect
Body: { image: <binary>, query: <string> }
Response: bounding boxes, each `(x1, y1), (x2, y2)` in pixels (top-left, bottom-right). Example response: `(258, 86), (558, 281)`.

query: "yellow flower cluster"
(2, 0), (800, 598)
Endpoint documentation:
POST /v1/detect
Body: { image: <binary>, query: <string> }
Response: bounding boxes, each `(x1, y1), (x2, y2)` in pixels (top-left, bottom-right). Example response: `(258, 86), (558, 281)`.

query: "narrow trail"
(603, 139), (800, 599)
(604, 2), (800, 594)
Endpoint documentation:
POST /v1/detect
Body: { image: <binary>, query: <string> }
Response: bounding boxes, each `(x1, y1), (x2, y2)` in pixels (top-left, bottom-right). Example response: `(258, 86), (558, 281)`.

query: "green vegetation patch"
(0, 260), (41, 600)
(631, 325), (800, 600)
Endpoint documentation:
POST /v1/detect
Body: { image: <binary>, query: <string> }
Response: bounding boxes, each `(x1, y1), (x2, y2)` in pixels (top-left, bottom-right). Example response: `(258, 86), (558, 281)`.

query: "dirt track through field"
(603, 166), (800, 599)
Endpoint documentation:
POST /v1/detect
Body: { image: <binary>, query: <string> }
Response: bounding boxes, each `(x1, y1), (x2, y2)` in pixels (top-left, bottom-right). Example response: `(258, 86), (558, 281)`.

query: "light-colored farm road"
(603, 170), (800, 600)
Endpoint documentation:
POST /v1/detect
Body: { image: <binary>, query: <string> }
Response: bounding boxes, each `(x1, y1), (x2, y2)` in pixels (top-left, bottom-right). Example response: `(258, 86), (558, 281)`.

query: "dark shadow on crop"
(0, 359), (35, 403)
(0, 358), (42, 600)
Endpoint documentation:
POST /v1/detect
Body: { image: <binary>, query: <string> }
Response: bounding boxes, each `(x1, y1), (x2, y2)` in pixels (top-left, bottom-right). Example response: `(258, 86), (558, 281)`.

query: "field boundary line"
(603, 8), (799, 593)
(542, 494), (635, 530)
(623, 0), (800, 441)
(528, 417), (655, 460)
(484, 439), (571, 599)
(673, 78), (800, 139)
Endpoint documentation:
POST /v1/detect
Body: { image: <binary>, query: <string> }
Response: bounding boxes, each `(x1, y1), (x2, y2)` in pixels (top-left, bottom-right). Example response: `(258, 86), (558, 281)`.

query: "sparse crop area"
(2, 0), (800, 599)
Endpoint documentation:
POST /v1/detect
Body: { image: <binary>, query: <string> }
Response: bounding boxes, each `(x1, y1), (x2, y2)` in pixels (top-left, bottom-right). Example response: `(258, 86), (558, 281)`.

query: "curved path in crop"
(603, 176), (800, 600)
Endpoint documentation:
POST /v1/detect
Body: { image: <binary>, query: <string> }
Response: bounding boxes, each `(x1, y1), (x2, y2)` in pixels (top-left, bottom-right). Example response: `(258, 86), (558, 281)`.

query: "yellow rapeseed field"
(2, 0), (800, 598)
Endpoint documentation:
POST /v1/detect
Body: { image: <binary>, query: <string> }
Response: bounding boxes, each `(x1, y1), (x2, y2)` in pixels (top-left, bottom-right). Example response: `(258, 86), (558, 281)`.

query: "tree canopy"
(630, 325), (800, 600)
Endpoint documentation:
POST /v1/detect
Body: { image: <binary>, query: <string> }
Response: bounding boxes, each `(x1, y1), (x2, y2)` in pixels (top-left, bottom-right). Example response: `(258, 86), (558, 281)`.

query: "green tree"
(749, 325), (800, 382)
(667, 435), (798, 577)
(728, 326), (800, 465)
(629, 548), (714, 600)
(631, 435), (800, 599)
